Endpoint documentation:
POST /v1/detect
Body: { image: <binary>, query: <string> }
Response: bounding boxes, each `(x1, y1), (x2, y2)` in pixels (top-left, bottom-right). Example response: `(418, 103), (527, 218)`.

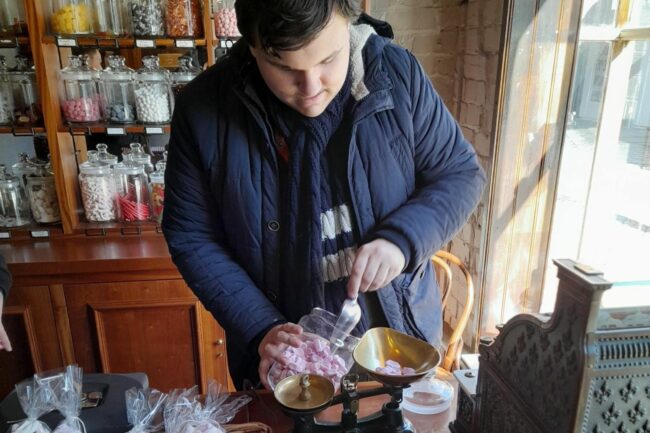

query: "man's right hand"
(258, 322), (302, 389)
(0, 293), (12, 352)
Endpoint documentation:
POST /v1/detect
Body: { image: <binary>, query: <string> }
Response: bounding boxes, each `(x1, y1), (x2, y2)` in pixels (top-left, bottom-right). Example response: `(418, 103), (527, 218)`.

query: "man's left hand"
(347, 238), (406, 299)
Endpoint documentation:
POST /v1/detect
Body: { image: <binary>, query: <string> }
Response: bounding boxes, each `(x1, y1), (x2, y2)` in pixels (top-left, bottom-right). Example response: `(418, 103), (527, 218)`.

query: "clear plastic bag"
(163, 381), (251, 433)
(35, 366), (85, 433)
(10, 380), (53, 433)
(125, 388), (167, 433)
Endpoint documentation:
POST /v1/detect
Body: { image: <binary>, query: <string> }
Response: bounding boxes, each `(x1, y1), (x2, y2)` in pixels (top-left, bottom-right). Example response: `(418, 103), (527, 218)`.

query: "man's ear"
(249, 45), (258, 59)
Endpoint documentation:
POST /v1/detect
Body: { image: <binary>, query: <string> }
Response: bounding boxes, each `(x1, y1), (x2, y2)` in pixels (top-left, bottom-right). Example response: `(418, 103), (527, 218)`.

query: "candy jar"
(0, 0), (27, 36)
(0, 56), (13, 126)
(60, 55), (101, 123)
(127, 142), (154, 176)
(50, 0), (93, 35)
(78, 151), (117, 221)
(134, 56), (172, 124)
(26, 165), (61, 224)
(114, 161), (152, 222)
(171, 55), (201, 98)
(10, 56), (42, 126)
(92, 0), (131, 36)
(129, 0), (165, 37)
(149, 159), (165, 223)
(96, 143), (119, 167)
(212, 0), (239, 38)
(0, 165), (30, 227)
(166, 0), (203, 38)
(101, 55), (136, 123)
(11, 153), (40, 193)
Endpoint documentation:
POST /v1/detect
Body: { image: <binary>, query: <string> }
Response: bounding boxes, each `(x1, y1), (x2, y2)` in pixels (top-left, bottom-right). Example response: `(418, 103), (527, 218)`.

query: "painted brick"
(386, 8), (441, 31)
(463, 79), (486, 105)
(467, 1), (480, 28)
(483, 26), (502, 53)
(465, 28), (480, 54)
(473, 132), (492, 157)
(464, 54), (487, 81)
(460, 102), (482, 128)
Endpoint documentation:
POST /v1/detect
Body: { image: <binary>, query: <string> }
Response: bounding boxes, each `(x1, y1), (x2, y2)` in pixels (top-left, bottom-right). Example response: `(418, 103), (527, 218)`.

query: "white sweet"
(134, 84), (170, 123)
(80, 176), (117, 221)
(0, 92), (12, 124)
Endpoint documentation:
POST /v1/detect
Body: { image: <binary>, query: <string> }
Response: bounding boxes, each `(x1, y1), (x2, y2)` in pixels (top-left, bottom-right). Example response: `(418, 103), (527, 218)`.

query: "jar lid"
(60, 55), (97, 81)
(114, 161), (146, 175)
(0, 165), (21, 187)
(150, 160), (166, 183)
(173, 56), (201, 83)
(102, 55), (135, 81)
(128, 143), (152, 165)
(96, 143), (119, 165)
(79, 151), (112, 175)
(137, 56), (171, 82)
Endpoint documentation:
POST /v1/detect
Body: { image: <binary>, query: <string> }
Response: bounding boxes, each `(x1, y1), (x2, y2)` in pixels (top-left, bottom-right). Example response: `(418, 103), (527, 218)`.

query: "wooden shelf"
(43, 35), (207, 49)
(0, 222), (64, 241)
(0, 126), (46, 135)
(61, 123), (170, 135)
(73, 220), (162, 237)
(0, 35), (30, 47)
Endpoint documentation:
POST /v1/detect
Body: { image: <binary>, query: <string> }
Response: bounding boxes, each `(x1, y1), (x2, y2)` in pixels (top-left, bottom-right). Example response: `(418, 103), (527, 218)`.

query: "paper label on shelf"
(30, 230), (50, 238)
(57, 38), (78, 47)
(175, 39), (195, 48)
(0, 39), (13, 45)
(219, 39), (235, 48)
(0, 232), (10, 239)
(145, 127), (164, 134)
(136, 39), (156, 48)
(106, 127), (126, 135)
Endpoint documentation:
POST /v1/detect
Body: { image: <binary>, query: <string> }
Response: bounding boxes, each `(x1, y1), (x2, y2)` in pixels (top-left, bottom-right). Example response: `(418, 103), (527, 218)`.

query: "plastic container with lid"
(0, 55), (14, 126)
(96, 143), (119, 167)
(79, 150), (117, 222)
(50, 0), (93, 35)
(212, 0), (239, 38)
(401, 374), (454, 415)
(92, 0), (131, 36)
(0, 0), (27, 36)
(129, 0), (165, 37)
(101, 55), (136, 123)
(26, 165), (61, 224)
(10, 56), (42, 126)
(0, 164), (30, 227)
(171, 55), (201, 98)
(165, 0), (203, 38)
(134, 56), (172, 124)
(114, 161), (152, 222)
(149, 159), (165, 223)
(127, 142), (154, 175)
(60, 55), (102, 123)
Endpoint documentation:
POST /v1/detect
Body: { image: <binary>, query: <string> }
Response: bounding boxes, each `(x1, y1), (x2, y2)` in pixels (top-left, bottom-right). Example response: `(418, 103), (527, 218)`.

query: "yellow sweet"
(51, 4), (91, 34)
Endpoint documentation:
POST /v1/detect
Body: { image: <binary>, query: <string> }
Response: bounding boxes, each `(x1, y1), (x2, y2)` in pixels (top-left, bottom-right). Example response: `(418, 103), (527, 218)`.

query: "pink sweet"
(375, 359), (417, 376)
(62, 97), (101, 122)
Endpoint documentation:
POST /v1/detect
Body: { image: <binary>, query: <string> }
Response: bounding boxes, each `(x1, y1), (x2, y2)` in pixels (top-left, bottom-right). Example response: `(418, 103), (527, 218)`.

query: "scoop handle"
(329, 297), (361, 347)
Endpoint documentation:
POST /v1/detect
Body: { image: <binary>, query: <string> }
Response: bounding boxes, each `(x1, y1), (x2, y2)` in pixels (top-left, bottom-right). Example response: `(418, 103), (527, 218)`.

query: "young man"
(163, 0), (486, 389)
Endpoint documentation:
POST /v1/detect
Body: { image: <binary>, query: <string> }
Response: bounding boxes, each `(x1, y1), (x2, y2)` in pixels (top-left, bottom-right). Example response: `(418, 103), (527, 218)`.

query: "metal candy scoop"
(329, 297), (361, 350)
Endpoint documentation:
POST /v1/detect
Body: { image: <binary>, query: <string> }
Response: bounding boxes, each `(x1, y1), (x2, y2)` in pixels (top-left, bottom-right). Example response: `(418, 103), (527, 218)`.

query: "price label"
(175, 39), (195, 48)
(106, 127), (126, 135)
(0, 232), (10, 239)
(219, 39), (234, 48)
(135, 39), (156, 48)
(57, 37), (78, 47)
(145, 127), (164, 135)
(31, 230), (50, 238)
(0, 39), (13, 45)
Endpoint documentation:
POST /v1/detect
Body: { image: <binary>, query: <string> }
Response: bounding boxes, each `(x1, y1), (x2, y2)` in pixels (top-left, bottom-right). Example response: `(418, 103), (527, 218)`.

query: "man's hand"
(347, 238), (406, 299)
(0, 293), (11, 352)
(258, 322), (302, 389)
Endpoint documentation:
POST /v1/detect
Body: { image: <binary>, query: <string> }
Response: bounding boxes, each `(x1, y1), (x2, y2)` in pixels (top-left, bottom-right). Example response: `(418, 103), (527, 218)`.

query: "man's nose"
(297, 69), (321, 96)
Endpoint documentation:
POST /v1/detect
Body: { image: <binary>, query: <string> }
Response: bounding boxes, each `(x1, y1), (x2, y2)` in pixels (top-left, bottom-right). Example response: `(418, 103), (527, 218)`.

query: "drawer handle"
(215, 339), (224, 346)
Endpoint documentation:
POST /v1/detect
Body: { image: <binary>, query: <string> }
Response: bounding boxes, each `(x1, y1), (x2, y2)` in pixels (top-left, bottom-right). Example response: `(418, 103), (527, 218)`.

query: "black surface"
(0, 373), (147, 433)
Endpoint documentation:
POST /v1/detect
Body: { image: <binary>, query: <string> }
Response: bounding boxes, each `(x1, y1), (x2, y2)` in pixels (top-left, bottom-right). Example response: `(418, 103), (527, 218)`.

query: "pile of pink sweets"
(268, 337), (348, 388)
(117, 194), (150, 221)
(375, 360), (416, 376)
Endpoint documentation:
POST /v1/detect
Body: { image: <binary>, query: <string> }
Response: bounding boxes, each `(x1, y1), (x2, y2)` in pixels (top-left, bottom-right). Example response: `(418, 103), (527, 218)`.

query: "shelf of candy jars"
(0, 0), (29, 48)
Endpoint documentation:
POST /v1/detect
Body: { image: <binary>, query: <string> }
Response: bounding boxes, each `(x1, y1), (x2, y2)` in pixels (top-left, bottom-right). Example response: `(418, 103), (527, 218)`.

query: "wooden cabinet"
(0, 238), (232, 398)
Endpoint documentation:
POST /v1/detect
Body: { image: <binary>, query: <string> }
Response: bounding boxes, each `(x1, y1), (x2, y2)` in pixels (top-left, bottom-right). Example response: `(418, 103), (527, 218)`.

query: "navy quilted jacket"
(162, 24), (486, 388)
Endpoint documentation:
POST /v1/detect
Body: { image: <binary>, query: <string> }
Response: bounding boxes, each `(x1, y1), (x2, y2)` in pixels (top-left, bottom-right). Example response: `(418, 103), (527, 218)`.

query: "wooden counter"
(0, 236), (231, 399)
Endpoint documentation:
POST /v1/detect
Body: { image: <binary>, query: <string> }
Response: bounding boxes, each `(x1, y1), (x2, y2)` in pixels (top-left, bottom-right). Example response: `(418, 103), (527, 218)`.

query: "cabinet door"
(0, 286), (63, 398)
(62, 279), (230, 392)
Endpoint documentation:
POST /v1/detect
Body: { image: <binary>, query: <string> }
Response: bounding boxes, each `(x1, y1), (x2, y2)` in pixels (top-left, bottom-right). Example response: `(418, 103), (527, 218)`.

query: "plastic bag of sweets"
(47, 366), (86, 433)
(10, 380), (54, 433)
(125, 387), (167, 433)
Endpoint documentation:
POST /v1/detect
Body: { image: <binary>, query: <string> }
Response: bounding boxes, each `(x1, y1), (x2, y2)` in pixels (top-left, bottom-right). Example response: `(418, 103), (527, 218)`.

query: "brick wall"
(370, 0), (504, 349)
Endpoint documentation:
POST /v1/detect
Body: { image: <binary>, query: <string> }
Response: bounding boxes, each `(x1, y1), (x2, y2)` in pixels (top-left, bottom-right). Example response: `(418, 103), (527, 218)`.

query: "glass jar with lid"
(92, 0), (131, 36)
(171, 55), (201, 98)
(165, 0), (203, 38)
(0, 55), (14, 126)
(149, 159), (165, 223)
(96, 143), (119, 167)
(0, 0), (27, 36)
(0, 165), (30, 227)
(11, 153), (40, 192)
(79, 150), (117, 222)
(134, 55), (172, 124)
(212, 0), (239, 38)
(10, 55), (42, 126)
(127, 142), (154, 175)
(26, 164), (61, 224)
(50, 0), (93, 35)
(114, 161), (152, 222)
(129, 0), (165, 37)
(60, 55), (101, 123)
(101, 55), (136, 123)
